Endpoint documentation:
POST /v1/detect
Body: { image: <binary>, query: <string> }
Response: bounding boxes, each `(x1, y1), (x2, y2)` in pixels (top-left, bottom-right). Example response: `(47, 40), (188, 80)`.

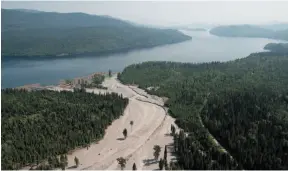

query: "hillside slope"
(1, 9), (191, 58)
(264, 43), (288, 53)
(210, 24), (288, 41)
(119, 52), (288, 170)
(1, 89), (128, 169)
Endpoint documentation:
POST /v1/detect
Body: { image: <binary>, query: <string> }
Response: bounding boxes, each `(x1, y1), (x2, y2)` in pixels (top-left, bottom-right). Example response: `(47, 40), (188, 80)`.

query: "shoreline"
(2, 37), (192, 61)
(6, 51), (287, 90)
(14, 72), (109, 91)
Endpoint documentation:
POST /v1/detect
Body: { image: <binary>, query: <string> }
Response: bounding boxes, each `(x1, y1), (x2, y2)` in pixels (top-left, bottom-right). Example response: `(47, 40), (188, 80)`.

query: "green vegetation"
(163, 145), (168, 170)
(92, 74), (105, 85)
(32, 155), (67, 170)
(153, 145), (161, 160)
(264, 43), (288, 53)
(132, 163), (137, 170)
(118, 52), (288, 169)
(74, 156), (79, 168)
(64, 79), (72, 85)
(77, 74), (106, 89)
(170, 125), (176, 135)
(1, 9), (191, 58)
(159, 158), (164, 170)
(1, 89), (128, 169)
(123, 128), (128, 139)
(210, 24), (288, 41)
(130, 120), (134, 131)
(116, 157), (126, 170)
(60, 154), (68, 170)
(164, 145), (167, 161)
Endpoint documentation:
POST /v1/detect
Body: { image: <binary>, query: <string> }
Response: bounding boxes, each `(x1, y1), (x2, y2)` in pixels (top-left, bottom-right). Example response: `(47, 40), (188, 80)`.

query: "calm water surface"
(1, 31), (285, 88)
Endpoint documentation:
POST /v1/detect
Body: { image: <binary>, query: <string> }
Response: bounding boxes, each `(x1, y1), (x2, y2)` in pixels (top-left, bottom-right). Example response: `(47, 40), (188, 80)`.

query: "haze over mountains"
(259, 22), (288, 31)
(1, 9), (191, 58)
(210, 24), (288, 41)
(2, 2), (288, 171)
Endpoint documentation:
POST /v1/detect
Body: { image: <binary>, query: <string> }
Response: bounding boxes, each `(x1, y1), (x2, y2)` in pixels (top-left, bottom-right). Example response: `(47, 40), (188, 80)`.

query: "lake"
(1, 30), (285, 88)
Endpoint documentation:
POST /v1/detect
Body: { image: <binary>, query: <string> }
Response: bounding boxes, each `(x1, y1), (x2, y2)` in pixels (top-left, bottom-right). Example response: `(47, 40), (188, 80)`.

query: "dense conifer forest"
(264, 43), (288, 53)
(1, 89), (128, 169)
(210, 25), (288, 41)
(2, 9), (191, 58)
(119, 52), (288, 169)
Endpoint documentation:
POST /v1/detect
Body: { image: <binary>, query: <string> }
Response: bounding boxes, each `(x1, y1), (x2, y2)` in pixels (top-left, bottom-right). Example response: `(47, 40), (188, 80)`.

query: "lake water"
(1, 30), (285, 88)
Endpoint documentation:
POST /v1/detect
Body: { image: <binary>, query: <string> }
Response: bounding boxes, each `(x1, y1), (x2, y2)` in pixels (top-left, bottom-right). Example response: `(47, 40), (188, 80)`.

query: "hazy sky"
(2, 1), (288, 27)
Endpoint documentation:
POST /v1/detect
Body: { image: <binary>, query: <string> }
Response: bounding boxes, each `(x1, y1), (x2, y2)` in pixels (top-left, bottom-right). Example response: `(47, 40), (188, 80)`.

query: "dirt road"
(61, 76), (178, 170)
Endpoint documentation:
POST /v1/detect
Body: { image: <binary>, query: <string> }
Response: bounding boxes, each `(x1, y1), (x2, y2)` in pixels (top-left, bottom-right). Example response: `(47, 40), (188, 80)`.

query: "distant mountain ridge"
(10, 8), (43, 13)
(210, 24), (288, 41)
(1, 9), (191, 58)
(264, 43), (288, 53)
(1, 9), (132, 31)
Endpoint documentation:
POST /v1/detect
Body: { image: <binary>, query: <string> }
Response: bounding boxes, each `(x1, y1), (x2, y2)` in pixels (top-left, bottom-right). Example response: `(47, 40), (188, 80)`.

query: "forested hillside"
(1, 9), (191, 58)
(1, 9), (130, 31)
(118, 52), (288, 169)
(210, 24), (288, 41)
(1, 89), (128, 169)
(264, 43), (288, 53)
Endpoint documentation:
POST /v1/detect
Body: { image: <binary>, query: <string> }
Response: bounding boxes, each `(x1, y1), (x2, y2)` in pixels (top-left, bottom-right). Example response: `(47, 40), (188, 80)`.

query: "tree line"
(1, 89), (128, 169)
(2, 9), (191, 58)
(118, 52), (288, 169)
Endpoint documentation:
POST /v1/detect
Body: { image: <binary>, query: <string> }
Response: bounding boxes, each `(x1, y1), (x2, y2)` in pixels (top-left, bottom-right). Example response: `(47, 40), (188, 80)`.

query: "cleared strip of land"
(47, 75), (178, 170)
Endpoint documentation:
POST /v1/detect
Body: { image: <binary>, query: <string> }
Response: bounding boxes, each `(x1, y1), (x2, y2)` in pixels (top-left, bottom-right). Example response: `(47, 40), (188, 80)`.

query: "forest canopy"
(210, 24), (288, 41)
(1, 9), (191, 58)
(264, 43), (288, 53)
(1, 89), (128, 169)
(118, 52), (288, 169)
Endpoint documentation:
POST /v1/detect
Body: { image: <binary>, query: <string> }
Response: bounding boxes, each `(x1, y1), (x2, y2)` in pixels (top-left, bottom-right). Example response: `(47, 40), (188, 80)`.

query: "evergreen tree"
(171, 125), (176, 135)
(60, 162), (65, 170)
(153, 145), (161, 160)
(164, 160), (169, 170)
(159, 158), (164, 170)
(119, 54), (288, 170)
(1, 89), (128, 169)
(74, 156), (79, 168)
(64, 155), (68, 167)
(117, 157), (126, 170)
(130, 120), (134, 131)
(60, 154), (68, 169)
(123, 128), (128, 139)
(60, 155), (65, 164)
(132, 163), (137, 170)
(164, 145), (167, 161)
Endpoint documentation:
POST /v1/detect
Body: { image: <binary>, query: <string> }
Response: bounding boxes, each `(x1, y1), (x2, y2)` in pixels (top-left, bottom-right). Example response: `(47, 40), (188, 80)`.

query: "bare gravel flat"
(50, 75), (178, 170)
